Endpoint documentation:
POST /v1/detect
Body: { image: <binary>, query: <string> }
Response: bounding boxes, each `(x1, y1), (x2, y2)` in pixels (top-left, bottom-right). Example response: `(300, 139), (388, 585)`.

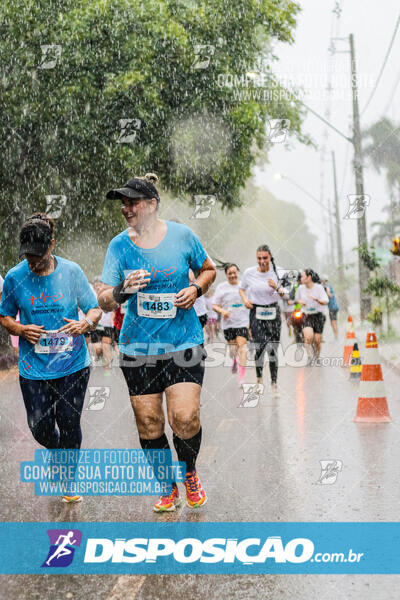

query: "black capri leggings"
(19, 367), (90, 449)
(249, 304), (282, 383)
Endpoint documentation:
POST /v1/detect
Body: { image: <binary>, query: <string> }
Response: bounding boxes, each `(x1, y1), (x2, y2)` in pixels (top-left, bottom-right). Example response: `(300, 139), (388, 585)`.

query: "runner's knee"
(135, 412), (165, 438)
(168, 409), (200, 438)
(28, 419), (55, 447)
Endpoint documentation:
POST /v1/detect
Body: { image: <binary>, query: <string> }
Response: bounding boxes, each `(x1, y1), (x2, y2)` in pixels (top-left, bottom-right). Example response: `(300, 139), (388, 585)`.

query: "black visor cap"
(19, 223), (52, 258)
(106, 177), (160, 202)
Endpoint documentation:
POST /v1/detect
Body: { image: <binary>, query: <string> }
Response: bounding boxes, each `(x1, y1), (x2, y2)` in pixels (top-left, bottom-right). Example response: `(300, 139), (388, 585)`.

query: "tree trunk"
(386, 292), (390, 333)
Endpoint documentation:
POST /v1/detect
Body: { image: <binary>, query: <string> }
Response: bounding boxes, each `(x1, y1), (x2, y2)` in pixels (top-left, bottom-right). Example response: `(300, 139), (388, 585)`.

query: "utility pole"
(326, 193), (336, 271)
(332, 150), (348, 312)
(349, 33), (370, 320)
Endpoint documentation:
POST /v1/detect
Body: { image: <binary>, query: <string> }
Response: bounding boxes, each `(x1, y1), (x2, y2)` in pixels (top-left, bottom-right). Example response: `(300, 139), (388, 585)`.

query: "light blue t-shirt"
(101, 221), (207, 356)
(0, 256), (98, 380)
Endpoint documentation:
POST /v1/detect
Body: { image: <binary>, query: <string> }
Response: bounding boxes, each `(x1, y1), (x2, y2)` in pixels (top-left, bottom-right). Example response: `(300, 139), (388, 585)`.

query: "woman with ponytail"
(98, 173), (216, 512)
(295, 269), (329, 365)
(212, 261), (249, 387)
(239, 245), (288, 396)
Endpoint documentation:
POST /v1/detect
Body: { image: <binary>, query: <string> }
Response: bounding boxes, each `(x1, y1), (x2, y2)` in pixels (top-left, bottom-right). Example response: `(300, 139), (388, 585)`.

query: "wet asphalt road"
(1, 325), (400, 599)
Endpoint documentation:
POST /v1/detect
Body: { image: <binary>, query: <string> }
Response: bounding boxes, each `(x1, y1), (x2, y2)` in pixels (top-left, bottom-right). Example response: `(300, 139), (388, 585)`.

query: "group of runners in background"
(0, 172), (339, 512)
(194, 254), (340, 389)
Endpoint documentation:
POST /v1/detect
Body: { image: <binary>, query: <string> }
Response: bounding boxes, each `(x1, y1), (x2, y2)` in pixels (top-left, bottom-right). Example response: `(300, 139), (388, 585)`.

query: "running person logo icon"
(343, 194), (370, 219)
(86, 386), (110, 410)
(239, 383), (264, 407)
(191, 195), (216, 219)
(42, 529), (82, 567)
(266, 119), (290, 143)
(316, 460), (343, 485)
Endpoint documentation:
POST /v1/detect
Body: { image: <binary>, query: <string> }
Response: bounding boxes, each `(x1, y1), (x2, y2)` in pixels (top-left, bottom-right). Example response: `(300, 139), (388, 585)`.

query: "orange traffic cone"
(354, 332), (392, 423)
(343, 316), (356, 366)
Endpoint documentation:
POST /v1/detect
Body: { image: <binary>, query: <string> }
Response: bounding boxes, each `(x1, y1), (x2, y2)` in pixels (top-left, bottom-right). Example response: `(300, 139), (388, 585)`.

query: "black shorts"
(112, 327), (120, 344)
(120, 345), (207, 396)
(223, 327), (249, 342)
(329, 309), (338, 321)
(198, 314), (208, 329)
(249, 304), (281, 344)
(304, 312), (326, 334)
(91, 327), (113, 343)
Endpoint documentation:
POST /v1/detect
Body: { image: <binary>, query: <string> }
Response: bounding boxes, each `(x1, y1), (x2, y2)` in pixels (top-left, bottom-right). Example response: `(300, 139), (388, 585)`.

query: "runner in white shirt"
(194, 295), (208, 329)
(295, 269), (329, 366)
(239, 244), (288, 396)
(204, 289), (218, 343)
(190, 270), (208, 330)
(212, 263), (249, 386)
(78, 306), (93, 363)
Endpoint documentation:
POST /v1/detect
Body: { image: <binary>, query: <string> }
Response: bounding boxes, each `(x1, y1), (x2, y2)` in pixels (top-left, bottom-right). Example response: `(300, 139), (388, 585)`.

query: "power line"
(361, 11), (400, 117)
(383, 64), (400, 115)
(300, 100), (352, 142)
(338, 123), (352, 198)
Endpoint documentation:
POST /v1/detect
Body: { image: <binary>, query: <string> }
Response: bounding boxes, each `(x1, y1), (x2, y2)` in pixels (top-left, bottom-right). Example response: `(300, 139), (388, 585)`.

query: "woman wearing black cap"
(0, 213), (101, 502)
(97, 173), (216, 512)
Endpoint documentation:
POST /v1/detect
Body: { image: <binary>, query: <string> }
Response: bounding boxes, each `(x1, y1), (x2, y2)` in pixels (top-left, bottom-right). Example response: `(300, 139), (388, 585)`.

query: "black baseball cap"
(106, 177), (160, 202)
(19, 221), (52, 258)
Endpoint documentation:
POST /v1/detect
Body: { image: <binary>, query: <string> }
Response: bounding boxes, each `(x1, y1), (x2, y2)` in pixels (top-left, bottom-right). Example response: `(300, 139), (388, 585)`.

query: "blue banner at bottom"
(1, 522), (399, 574)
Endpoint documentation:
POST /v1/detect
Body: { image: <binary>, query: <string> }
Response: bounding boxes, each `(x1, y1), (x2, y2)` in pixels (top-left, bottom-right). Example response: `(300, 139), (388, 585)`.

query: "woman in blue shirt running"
(0, 213), (101, 503)
(97, 173), (216, 512)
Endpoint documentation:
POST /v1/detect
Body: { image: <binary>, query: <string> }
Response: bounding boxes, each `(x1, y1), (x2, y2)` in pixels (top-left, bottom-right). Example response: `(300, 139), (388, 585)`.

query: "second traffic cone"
(349, 342), (362, 380)
(343, 316), (356, 366)
(354, 332), (392, 423)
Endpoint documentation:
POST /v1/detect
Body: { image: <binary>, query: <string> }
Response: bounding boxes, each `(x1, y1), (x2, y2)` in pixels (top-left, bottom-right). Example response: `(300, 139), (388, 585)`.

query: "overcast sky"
(253, 0), (400, 261)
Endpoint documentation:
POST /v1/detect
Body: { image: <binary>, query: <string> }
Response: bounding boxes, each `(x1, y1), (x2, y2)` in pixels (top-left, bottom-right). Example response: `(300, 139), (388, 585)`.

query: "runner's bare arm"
(57, 307), (102, 335)
(97, 271), (151, 312)
(239, 288), (253, 309)
(0, 315), (24, 336)
(212, 304), (230, 318)
(175, 257), (216, 309)
(0, 316), (45, 343)
(86, 307), (102, 327)
(190, 256), (216, 296)
(311, 296), (328, 305)
(97, 283), (116, 312)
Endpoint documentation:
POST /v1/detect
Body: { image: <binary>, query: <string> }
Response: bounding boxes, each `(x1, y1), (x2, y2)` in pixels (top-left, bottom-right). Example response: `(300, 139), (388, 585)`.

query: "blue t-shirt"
(326, 283), (339, 311)
(101, 221), (207, 356)
(0, 256), (98, 380)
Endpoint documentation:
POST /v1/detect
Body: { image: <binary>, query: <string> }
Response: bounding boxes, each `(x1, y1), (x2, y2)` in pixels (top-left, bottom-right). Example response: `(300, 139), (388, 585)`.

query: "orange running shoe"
(184, 471), (207, 508)
(153, 483), (182, 512)
(62, 495), (82, 503)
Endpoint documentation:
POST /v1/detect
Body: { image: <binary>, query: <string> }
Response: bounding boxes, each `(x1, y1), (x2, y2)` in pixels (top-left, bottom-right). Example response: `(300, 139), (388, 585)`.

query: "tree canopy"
(0, 0), (308, 272)
(363, 117), (400, 248)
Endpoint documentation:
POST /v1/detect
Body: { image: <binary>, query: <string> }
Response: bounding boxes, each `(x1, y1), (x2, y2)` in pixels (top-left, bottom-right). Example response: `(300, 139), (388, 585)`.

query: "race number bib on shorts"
(137, 292), (177, 319)
(34, 331), (74, 354)
(305, 306), (317, 315)
(256, 306), (276, 320)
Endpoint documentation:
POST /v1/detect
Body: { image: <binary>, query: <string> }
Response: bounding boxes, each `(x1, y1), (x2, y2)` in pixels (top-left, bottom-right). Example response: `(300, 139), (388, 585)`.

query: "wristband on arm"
(112, 281), (130, 304)
(189, 282), (202, 297)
